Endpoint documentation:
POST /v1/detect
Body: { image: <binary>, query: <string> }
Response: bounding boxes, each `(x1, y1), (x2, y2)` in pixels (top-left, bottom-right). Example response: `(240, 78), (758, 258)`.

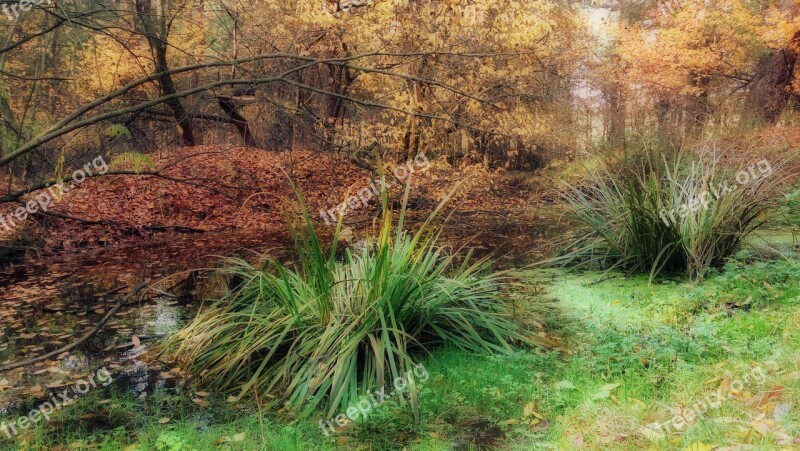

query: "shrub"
(560, 146), (786, 280)
(164, 180), (545, 418)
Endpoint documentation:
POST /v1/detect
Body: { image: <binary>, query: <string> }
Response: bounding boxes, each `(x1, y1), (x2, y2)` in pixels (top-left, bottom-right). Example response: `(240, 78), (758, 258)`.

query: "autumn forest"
(0, 1), (799, 450)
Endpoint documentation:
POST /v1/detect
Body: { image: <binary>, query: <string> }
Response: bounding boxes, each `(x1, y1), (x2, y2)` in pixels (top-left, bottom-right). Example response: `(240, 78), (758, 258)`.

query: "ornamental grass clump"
(560, 146), (785, 280)
(165, 178), (544, 418)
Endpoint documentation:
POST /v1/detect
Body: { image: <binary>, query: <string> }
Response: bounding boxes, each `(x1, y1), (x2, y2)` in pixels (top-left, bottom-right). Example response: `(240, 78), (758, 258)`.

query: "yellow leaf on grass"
(752, 419), (774, 436)
(639, 425), (665, 441)
(158, 417), (170, 424)
(592, 382), (621, 399)
(600, 383), (621, 392)
(523, 401), (544, 420)
(684, 443), (713, 451)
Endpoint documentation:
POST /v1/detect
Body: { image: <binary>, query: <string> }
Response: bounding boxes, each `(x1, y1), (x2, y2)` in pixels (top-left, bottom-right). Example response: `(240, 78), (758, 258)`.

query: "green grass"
(5, 253), (800, 450)
(774, 188), (800, 228)
(1, 388), (334, 450)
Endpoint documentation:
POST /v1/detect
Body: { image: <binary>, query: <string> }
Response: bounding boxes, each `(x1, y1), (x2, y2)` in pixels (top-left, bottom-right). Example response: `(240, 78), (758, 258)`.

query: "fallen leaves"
(554, 380), (576, 390)
(750, 418), (776, 436)
(23, 147), (373, 251)
(639, 425), (665, 442)
(684, 442), (713, 451)
(744, 385), (784, 408)
(521, 401), (545, 427)
(772, 402), (791, 421)
(591, 382), (621, 400)
(213, 432), (245, 444)
(45, 380), (66, 389)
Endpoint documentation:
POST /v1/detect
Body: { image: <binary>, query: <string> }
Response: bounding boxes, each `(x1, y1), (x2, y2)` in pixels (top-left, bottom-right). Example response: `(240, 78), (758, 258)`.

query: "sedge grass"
(164, 176), (546, 419)
(559, 146), (786, 280)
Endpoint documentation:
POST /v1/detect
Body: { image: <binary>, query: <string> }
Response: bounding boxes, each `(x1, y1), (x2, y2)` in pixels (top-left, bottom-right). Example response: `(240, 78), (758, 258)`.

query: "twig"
(24, 206), (207, 233)
(0, 282), (149, 372)
(37, 286), (126, 314)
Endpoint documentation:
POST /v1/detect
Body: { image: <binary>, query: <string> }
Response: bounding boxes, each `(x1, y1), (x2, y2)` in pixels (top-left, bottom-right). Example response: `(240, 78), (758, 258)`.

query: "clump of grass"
(560, 146), (786, 280)
(164, 178), (545, 418)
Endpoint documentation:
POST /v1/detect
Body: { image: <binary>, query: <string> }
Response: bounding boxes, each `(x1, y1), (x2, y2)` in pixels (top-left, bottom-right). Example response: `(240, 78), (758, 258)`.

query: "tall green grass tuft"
(560, 146), (785, 280)
(165, 177), (544, 419)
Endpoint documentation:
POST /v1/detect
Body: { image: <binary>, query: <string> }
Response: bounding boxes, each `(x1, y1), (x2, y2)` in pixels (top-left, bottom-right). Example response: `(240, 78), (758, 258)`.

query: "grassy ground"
(4, 250), (800, 450)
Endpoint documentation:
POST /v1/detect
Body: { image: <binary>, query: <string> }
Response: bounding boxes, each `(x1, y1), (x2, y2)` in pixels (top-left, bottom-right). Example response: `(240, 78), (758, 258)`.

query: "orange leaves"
(29, 146), (370, 251)
(616, 0), (798, 103)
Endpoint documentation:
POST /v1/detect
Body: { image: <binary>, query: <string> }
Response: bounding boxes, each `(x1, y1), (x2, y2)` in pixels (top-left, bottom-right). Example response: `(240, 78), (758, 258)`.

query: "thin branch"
(0, 283), (149, 372)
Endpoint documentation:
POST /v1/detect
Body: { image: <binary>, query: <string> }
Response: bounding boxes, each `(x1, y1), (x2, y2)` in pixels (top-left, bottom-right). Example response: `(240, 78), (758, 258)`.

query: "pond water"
(0, 287), (193, 418)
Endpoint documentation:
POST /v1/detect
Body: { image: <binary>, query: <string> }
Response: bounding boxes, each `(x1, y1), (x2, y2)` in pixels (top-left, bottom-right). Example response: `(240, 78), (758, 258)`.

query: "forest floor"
(2, 235), (798, 450)
(0, 145), (799, 450)
(0, 146), (559, 291)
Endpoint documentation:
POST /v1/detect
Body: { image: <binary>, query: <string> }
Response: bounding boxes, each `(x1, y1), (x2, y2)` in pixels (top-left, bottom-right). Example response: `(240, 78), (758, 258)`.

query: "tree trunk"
(401, 58), (427, 159)
(0, 16), (22, 152)
(685, 71), (710, 137)
(217, 96), (256, 146)
(135, 0), (196, 146)
(604, 81), (626, 149)
(742, 32), (800, 126)
(322, 60), (355, 150)
(152, 42), (196, 146)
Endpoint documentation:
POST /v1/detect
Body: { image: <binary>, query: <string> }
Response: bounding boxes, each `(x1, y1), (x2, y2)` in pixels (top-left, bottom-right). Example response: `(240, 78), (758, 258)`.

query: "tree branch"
(0, 283), (149, 372)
